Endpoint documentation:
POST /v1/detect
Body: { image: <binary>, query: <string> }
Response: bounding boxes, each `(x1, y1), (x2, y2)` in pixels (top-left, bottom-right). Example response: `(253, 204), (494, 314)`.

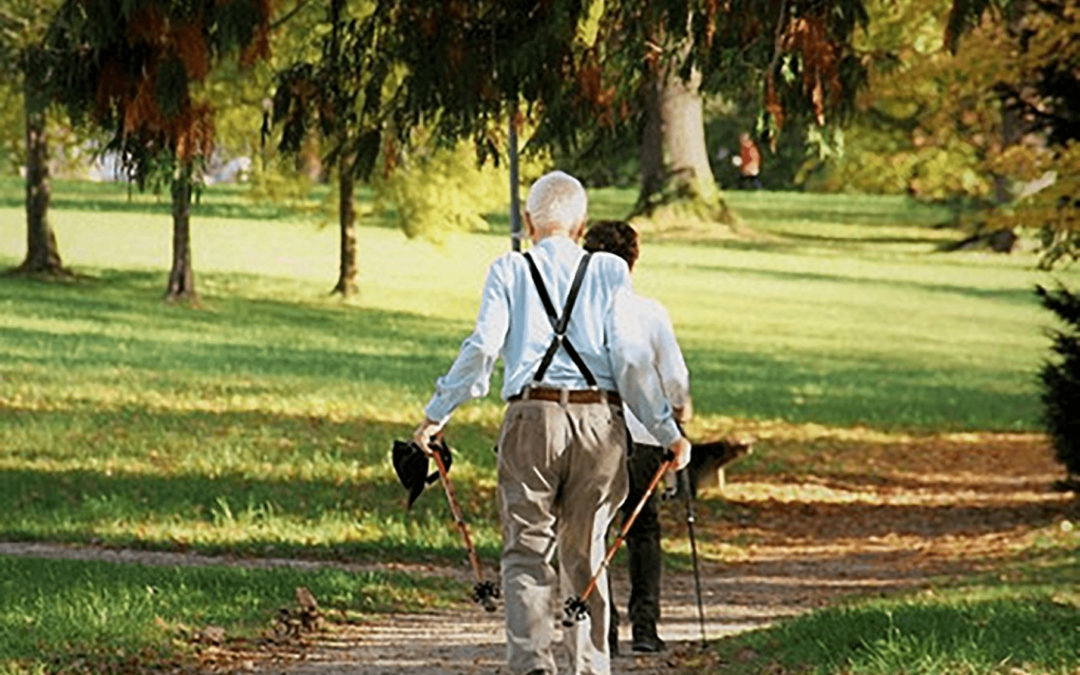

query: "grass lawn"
(0, 555), (462, 674)
(712, 573), (1080, 675)
(1, 178), (1077, 674)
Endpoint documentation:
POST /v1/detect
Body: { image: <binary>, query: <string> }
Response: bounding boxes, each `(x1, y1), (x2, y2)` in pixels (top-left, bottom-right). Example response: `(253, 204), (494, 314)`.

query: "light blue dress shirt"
(623, 295), (691, 446)
(424, 236), (681, 447)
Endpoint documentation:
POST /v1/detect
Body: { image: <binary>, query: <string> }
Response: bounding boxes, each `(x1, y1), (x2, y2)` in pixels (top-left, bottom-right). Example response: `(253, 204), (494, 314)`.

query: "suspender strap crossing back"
(523, 251), (596, 386)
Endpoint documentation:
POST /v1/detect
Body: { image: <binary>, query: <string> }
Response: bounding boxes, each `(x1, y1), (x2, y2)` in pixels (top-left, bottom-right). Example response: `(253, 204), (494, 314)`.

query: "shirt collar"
(533, 234), (582, 257)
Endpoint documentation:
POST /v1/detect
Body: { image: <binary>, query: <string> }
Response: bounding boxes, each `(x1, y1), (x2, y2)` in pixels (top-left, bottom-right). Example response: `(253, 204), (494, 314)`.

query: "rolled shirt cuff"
(422, 398), (453, 430)
(650, 419), (683, 449)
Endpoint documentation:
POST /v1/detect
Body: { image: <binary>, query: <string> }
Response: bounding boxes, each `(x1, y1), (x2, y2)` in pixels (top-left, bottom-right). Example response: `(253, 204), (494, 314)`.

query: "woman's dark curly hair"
(582, 220), (639, 271)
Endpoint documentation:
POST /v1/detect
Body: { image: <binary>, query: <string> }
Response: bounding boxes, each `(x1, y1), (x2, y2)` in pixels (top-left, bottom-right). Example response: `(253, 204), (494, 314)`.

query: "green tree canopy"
(44, 0), (273, 299)
(45, 0), (272, 184)
(271, 0), (871, 240)
(946, 0), (1079, 266)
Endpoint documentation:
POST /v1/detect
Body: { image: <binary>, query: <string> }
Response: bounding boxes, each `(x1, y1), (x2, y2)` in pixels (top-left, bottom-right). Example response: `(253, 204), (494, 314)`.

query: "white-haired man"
(414, 170), (691, 675)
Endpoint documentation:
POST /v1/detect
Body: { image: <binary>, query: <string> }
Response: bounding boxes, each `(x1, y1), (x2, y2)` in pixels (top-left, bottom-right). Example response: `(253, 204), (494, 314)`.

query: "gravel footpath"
(0, 540), (936, 675)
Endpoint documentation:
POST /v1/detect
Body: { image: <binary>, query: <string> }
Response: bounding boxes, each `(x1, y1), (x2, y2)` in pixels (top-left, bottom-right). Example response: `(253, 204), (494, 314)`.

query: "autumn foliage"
(48, 0), (271, 167)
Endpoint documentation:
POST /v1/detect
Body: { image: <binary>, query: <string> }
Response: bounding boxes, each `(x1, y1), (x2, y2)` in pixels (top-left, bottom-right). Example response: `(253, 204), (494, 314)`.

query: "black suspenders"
(523, 251), (597, 387)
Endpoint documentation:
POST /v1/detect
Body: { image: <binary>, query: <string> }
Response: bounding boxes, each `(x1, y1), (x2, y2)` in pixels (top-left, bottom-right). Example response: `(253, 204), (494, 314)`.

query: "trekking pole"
(563, 450), (675, 627)
(426, 440), (500, 612)
(679, 468), (708, 648)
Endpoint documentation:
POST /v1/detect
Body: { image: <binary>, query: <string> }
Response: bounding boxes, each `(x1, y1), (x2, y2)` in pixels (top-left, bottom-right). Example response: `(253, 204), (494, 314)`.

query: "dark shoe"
(631, 625), (666, 653)
(609, 610), (620, 656)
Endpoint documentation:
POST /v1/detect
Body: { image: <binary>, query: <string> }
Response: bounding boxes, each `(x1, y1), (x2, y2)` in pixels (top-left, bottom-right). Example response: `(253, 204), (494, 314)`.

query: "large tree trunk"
(332, 158), (359, 297)
(165, 162), (198, 302)
(14, 67), (65, 277)
(635, 61), (724, 221)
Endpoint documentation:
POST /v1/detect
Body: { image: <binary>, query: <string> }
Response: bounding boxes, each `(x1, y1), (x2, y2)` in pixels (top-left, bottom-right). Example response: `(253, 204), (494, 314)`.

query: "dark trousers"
(609, 442), (664, 635)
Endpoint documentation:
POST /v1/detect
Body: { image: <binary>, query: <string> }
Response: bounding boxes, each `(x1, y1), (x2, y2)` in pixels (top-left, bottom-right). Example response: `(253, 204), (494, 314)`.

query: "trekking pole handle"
(563, 451), (676, 626)
(427, 439), (498, 612)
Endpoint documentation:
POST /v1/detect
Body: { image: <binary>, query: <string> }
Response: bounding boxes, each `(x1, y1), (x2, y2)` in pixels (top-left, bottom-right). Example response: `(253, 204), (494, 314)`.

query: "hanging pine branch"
(1036, 284), (1080, 491)
(44, 0), (272, 300)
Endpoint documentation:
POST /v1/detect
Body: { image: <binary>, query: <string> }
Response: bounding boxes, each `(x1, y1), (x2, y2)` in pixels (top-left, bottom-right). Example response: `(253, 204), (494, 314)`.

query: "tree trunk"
(14, 70), (65, 277)
(635, 61), (724, 221)
(165, 162), (198, 302)
(333, 158), (359, 297)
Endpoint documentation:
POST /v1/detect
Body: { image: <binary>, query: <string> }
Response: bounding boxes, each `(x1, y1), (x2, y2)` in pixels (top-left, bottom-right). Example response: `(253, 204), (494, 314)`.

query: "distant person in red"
(735, 132), (762, 190)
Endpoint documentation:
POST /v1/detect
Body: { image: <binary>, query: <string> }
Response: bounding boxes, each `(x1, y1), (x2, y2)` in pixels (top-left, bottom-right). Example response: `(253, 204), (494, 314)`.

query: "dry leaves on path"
(222, 431), (1077, 675)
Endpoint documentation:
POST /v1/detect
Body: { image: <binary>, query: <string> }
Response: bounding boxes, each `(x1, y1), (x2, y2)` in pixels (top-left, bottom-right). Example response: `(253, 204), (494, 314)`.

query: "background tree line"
(1, 0), (1077, 299)
(1, 0), (1077, 505)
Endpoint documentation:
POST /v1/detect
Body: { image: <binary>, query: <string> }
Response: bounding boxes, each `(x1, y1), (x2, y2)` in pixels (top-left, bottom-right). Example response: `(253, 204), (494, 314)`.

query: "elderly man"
(582, 220), (692, 655)
(413, 171), (690, 675)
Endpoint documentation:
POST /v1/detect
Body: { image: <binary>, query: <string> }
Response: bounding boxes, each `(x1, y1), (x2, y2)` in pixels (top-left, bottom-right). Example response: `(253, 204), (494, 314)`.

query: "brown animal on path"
(686, 435), (754, 498)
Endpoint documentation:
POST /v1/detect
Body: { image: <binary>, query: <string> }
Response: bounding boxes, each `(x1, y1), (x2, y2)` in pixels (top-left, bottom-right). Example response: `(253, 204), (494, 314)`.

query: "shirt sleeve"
(606, 268), (682, 447)
(652, 302), (691, 412)
(423, 258), (511, 425)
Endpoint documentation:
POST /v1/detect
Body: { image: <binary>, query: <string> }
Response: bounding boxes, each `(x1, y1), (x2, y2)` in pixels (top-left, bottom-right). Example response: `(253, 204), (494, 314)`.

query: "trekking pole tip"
(562, 596), (589, 627)
(472, 580), (500, 612)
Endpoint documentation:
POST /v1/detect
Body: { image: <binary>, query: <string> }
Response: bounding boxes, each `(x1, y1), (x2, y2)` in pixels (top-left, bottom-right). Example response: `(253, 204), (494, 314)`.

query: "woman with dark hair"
(582, 220), (693, 655)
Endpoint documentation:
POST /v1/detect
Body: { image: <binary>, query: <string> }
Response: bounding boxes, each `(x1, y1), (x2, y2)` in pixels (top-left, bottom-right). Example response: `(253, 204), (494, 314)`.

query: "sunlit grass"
(0, 554), (466, 674)
(0, 184), (1073, 557)
(1, 181), (1078, 673)
(712, 558), (1080, 675)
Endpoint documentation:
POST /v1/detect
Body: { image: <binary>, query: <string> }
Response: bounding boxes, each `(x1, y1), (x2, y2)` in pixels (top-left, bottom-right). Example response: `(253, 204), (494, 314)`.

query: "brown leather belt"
(509, 387), (621, 406)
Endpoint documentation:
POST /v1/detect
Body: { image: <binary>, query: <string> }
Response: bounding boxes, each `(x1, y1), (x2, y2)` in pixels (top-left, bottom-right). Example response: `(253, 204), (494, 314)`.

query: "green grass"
(0, 555), (465, 675)
(0, 183), (1068, 554)
(1, 179), (1078, 673)
(712, 552), (1080, 675)
(0, 177), (334, 221)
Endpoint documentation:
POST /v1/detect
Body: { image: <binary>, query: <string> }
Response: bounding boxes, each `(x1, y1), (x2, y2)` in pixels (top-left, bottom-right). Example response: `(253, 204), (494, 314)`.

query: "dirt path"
(238, 552), (937, 675)
(2, 432), (1075, 674)
(0, 540), (929, 675)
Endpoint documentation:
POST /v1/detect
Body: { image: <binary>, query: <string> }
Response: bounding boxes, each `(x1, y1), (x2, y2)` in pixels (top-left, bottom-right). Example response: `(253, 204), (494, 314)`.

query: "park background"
(1, 0), (1079, 674)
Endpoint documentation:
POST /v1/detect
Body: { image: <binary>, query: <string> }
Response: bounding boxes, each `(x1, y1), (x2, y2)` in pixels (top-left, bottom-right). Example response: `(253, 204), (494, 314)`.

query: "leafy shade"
(44, 0), (271, 184)
(945, 0), (998, 53)
(275, 0), (869, 183)
(579, 0), (870, 134)
(940, 0), (1079, 265)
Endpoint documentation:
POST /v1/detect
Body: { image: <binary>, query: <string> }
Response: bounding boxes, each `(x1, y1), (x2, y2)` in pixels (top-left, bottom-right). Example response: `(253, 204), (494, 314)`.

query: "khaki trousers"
(497, 398), (629, 675)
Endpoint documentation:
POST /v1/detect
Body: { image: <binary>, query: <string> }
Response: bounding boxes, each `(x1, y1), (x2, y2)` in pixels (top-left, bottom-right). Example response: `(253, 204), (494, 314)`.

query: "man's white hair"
(525, 171), (587, 234)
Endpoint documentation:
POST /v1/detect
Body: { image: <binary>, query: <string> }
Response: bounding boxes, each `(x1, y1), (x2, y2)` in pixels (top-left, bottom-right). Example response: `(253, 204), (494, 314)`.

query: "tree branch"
(271, 0), (314, 31)
(768, 0), (789, 75)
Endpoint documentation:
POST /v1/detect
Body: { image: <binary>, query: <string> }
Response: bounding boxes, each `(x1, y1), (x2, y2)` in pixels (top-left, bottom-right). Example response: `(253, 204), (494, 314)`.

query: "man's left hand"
(412, 418), (443, 456)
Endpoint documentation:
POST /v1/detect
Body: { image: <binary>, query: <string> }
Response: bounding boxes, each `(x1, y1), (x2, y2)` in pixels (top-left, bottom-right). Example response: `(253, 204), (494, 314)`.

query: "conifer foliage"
(47, 0), (270, 182)
(1036, 284), (1080, 487)
(270, 0), (871, 241)
(44, 0), (271, 300)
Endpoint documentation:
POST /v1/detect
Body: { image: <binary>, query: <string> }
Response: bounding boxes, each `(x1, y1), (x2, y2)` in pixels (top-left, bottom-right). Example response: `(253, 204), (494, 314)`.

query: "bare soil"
(3, 431), (1076, 674)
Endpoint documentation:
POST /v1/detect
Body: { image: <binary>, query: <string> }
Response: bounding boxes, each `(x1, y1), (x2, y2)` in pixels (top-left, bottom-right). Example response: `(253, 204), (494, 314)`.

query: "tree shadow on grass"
(0, 554), (470, 662)
(0, 192), (311, 221)
(685, 349), (1040, 432)
(0, 408), (504, 564)
(1, 268), (476, 391)
(678, 262), (1040, 306)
